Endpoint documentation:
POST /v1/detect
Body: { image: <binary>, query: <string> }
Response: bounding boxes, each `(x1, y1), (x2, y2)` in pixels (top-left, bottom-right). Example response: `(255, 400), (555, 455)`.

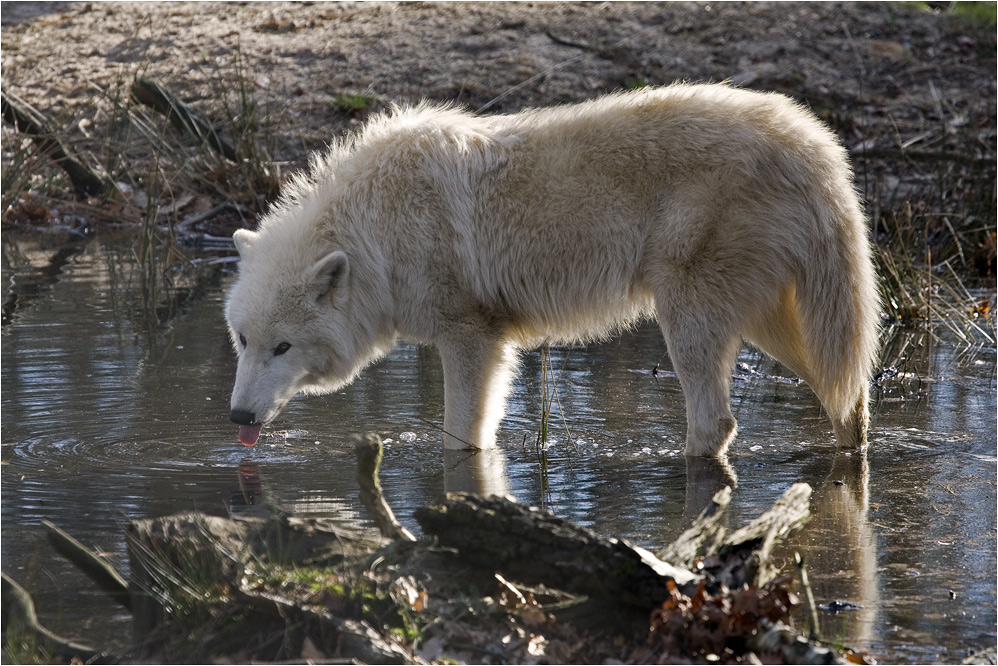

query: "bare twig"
(1, 573), (108, 662)
(795, 552), (822, 642)
(476, 52), (586, 114)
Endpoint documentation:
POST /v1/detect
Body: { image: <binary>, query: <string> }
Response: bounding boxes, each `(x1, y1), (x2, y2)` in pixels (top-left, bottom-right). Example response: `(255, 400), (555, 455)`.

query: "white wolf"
(225, 83), (880, 457)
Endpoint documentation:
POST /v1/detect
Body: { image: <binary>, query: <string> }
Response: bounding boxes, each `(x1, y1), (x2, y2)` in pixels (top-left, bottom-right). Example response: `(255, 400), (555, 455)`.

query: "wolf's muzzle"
(230, 408), (257, 425)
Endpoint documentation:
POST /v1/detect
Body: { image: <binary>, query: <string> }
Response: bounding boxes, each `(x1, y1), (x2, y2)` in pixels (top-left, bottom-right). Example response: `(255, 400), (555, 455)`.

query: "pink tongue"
(238, 424), (263, 447)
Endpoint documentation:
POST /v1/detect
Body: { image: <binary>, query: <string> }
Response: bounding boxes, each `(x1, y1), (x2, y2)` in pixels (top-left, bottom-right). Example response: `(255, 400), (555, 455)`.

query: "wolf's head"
(224, 227), (391, 445)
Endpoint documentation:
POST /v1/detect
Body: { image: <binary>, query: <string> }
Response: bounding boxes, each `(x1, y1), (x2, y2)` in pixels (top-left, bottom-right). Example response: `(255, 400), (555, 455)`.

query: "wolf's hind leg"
(437, 334), (520, 450)
(659, 311), (742, 458)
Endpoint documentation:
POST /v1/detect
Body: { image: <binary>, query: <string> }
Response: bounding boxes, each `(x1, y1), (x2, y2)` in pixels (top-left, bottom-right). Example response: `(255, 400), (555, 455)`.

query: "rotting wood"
(130, 77), (238, 161)
(1, 90), (112, 198)
(414, 492), (701, 608)
(749, 620), (843, 665)
(127, 511), (385, 575)
(354, 433), (417, 542)
(412, 482), (812, 610)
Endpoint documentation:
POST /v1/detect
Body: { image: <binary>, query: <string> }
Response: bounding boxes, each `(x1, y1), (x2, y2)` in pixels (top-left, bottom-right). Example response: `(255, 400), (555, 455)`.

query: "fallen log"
(130, 77), (238, 161)
(414, 492), (700, 609)
(1, 90), (112, 198)
(126, 510), (386, 638)
(232, 575), (416, 664)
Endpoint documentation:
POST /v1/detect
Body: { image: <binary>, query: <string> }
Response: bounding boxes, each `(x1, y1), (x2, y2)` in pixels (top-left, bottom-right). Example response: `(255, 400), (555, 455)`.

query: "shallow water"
(2, 232), (996, 662)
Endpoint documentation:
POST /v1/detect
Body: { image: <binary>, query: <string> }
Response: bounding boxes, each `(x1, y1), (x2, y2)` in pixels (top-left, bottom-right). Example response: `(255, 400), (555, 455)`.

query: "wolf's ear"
(232, 229), (258, 258)
(310, 251), (349, 300)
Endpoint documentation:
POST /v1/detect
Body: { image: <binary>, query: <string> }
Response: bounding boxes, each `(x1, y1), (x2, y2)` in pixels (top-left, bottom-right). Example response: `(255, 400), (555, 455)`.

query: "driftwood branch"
(657, 485), (732, 569)
(42, 519), (131, 611)
(657, 482), (812, 590)
(722, 482), (812, 549)
(130, 77), (238, 161)
(354, 433), (417, 542)
(1, 90), (112, 198)
(714, 482), (812, 587)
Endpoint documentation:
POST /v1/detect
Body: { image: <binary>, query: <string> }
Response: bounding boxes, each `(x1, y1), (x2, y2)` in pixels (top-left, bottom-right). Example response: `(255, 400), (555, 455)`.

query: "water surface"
(2, 232), (995, 662)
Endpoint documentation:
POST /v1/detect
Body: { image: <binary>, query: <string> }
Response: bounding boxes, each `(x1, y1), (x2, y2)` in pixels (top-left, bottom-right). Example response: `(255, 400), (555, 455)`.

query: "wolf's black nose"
(230, 409), (256, 425)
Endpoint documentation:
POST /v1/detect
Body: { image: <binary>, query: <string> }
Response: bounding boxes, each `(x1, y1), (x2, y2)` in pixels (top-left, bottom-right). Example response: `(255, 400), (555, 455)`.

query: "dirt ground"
(2, 1), (994, 164)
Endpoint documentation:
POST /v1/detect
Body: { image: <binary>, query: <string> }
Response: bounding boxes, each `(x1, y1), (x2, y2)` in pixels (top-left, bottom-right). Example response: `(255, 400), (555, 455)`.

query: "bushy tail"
(795, 197), (881, 447)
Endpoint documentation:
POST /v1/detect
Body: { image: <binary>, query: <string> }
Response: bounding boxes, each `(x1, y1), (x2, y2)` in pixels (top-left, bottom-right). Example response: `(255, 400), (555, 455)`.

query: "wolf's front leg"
(437, 336), (520, 450)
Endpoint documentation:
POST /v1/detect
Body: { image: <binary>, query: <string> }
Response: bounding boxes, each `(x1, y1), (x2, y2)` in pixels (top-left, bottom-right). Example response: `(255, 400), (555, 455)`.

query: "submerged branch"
(354, 433), (417, 542)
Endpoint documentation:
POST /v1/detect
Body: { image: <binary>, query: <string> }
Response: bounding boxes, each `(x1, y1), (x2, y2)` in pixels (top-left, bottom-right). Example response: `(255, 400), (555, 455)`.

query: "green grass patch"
(951, 1), (997, 27)
(334, 92), (378, 115)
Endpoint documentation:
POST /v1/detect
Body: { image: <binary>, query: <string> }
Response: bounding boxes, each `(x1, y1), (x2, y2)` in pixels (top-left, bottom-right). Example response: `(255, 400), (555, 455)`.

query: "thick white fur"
(225, 83), (880, 456)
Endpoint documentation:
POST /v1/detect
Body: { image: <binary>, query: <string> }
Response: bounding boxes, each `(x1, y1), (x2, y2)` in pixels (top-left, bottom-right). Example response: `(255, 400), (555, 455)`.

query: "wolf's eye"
(239, 334), (247, 348)
(274, 342), (291, 356)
